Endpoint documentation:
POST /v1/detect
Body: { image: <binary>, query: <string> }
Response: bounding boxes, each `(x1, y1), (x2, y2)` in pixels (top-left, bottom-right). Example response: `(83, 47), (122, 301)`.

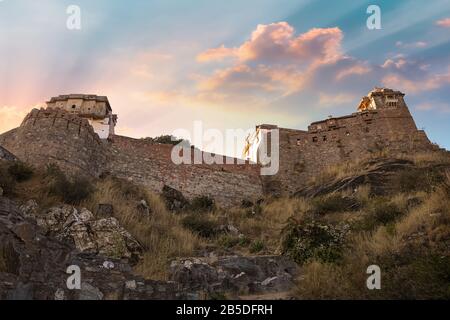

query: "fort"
(0, 88), (440, 207)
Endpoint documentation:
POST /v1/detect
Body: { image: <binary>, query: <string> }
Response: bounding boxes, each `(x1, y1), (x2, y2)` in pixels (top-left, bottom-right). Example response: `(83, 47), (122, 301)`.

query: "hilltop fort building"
(46, 94), (117, 139)
(0, 88), (439, 207)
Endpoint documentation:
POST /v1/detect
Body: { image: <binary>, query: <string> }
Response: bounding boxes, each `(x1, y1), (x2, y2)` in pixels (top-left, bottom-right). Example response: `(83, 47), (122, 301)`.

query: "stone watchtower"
(245, 87), (436, 195)
(46, 94), (117, 139)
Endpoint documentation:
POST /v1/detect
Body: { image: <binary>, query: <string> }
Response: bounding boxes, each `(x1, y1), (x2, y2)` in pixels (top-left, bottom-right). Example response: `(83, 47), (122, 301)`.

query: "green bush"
(8, 161), (33, 182)
(48, 170), (94, 205)
(217, 235), (240, 249)
(250, 240), (265, 253)
(189, 196), (215, 212)
(310, 194), (358, 215)
(181, 214), (219, 238)
(281, 217), (347, 264)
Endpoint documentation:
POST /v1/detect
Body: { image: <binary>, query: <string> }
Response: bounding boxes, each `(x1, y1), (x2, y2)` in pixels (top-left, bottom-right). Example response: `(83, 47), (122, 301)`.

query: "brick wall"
(108, 135), (263, 207)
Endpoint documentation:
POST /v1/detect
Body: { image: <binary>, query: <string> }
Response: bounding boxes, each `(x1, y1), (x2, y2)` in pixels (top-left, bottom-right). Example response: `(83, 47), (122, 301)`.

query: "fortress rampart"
(0, 88), (440, 207)
(109, 135), (263, 206)
(254, 89), (436, 195)
(0, 108), (108, 177)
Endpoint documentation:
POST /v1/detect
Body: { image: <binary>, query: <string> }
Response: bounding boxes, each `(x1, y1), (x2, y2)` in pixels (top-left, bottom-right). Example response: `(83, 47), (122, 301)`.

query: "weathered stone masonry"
(0, 108), (263, 207)
(247, 88), (437, 195)
(0, 88), (440, 207)
(0, 108), (108, 177)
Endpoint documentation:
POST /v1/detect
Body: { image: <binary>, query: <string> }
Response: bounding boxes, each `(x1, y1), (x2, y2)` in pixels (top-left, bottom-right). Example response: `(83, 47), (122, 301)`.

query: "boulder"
(161, 185), (189, 212)
(36, 205), (142, 263)
(0, 196), (196, 300)
(170, 255), (299, 296)
(96, 204), (114, 217)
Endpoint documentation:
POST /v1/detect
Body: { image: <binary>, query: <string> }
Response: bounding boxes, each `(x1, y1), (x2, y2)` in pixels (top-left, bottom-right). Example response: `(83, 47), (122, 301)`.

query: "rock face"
(161, 185), (189, 212)
(0, 196), (193, 300)
(1, 196), (301, 300)
(36, 205), (142, 264)
(0, 146), (16, 162)
(170, 255), (299, 296)
(295, 159), (450, 197)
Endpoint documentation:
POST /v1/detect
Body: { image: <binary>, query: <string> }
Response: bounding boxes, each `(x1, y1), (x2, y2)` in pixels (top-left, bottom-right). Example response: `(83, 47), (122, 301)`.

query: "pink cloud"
(197, 22), (344, 66)
(395, 41), (428, 48)
(436, 18), (450, 27)
(382, 68), (450, 94)
(336, 63), (371, 80)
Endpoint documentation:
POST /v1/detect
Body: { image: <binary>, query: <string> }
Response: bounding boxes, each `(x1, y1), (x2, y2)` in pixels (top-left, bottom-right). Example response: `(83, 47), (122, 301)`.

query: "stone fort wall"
(0, 108), (263, 207)
(262, 99), (436, 195)
(108, 135), (263, 207)
(0, 108), (108, 177)
(0, 90), (439, 207)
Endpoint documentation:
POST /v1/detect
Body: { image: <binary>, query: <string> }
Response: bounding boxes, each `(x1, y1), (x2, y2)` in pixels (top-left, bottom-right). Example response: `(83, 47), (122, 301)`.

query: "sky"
(1, 0), (450, 156)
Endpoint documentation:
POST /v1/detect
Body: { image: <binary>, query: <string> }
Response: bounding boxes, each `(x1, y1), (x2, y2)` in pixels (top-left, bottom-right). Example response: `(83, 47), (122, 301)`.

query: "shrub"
(8, 161), (33, 182)
(217, 235), (240, 249)
(310, 194), (359, 215)
(250, 240), (265, 253)
(355, 199), (403, 231)
(281, 217), (348, 264)
(181, 214), (219, 238)
(395, 168), (444, 193)
(189, 196), (215, 212)
(48, 171), (94, 204)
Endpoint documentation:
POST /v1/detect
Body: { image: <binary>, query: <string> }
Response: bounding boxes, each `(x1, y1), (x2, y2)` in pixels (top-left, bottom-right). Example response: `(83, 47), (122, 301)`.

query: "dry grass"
(81, 177), (201, 280)
(295, 184), (450, 299)
(402, 151), (450, 166)
(223, 198), (310, 253)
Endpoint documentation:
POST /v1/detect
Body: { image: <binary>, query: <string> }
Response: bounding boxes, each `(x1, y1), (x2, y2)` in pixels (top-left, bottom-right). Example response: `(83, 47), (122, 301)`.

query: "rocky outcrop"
(170, 255), (299, 296)
(161, 185), (189, 212)
(0, 196), (193, 300)
(0, 146), (16, 162)
(35, 205), (142, 264)
(295, 159), (450, 197)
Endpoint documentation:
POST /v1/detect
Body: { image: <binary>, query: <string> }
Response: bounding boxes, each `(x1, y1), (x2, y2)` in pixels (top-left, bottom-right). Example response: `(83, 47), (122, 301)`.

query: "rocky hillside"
(1, 149), (449, 299)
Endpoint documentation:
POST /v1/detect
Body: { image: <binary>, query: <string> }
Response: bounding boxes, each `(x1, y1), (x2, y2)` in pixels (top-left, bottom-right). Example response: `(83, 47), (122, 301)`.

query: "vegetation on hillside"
(1, 150), (449, 298)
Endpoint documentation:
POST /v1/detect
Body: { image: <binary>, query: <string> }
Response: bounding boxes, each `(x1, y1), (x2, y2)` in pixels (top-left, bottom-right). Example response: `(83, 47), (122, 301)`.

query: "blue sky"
(1, 0), (449, 154)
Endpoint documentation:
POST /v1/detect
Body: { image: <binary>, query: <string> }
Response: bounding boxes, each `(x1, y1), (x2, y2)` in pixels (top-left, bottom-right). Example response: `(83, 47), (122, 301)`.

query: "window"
(296, 139), (301, 146)
(72, 105), (76, 109)
(312, 137), (318, 142)
(323, 136), (327, 141)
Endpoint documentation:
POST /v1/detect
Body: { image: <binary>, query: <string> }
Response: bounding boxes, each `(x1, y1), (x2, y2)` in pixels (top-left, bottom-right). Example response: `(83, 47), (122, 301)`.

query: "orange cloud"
(436, 18), (450, 27)
(382, 68), (450, 93)
(336, 63), (371, 80)
(197, 22), (344, 66)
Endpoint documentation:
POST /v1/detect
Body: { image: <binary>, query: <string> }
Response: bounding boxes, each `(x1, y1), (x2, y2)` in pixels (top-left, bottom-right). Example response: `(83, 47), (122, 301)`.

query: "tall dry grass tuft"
(82, 177), (200, 280)
(403, 151), (450, 166)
